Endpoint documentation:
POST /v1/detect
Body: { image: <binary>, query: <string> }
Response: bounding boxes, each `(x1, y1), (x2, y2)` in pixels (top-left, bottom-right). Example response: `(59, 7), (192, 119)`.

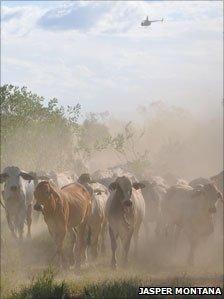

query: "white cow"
(0, 166), (37, 239)
(106, 176), (145, 269)
(88, 182), (109, 260)
(49, 171), (74, 188)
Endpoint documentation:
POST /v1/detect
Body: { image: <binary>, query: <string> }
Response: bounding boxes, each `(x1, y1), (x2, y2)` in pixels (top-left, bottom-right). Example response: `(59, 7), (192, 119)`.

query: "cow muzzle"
(10, 185), (19, 192)
(34, 203), (44, 212)
(209, 206), (216, 214)
(123, 200), (132, 207)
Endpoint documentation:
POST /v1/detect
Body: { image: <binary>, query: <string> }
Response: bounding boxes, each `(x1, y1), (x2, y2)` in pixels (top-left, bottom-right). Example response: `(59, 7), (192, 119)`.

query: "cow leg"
(90, 224), (101, 260)
(173, 225), (181, 250)
(109, 226), (118, 269)
(133, 232), (138, 258)
(6, 212), (17, 239)
(155, 219), (164, 236)
(67, 229), (76, 266)
(55, 236), (64, 268)
(74, 222), (87, 270)
(18, 223), (24, 241)
(54, 226), (67, 268)
(81, 226), (90, 265)
(82, 224), (90, 266)
(26, 204), (32, 239)
(100, 221), (107, 255)
(133, 224), (140, 258)
(121, 233), (132, 267)
(144, 220), (150, 240)
(187, 235), (197, 266)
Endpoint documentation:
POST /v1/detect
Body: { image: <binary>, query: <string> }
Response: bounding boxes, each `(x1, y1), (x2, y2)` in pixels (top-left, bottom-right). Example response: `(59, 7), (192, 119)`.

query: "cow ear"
(0, 173), (8, 183)
(49, 182), (61, 200)
(109, 182), (118, 191)
(20, 172), (36, 181)
(90, 179), (96, 184)
(132, 182), (145, 190)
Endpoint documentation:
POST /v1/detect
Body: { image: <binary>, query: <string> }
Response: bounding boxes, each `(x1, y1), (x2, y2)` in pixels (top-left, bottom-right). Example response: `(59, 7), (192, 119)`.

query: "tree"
(0, 84), (81, 171)
(94, 121), (150, 177)
(73, 112), (111, 162)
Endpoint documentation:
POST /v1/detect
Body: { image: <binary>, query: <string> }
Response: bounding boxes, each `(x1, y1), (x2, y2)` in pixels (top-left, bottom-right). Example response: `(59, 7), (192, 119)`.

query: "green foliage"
(8, 274), (154, 299)
(0, 84), (81, 171)
(9, 268), (68, 299)
(74, 112), (110, 161)
(126, 150), (150, 176)
(0, 84), (151, 175)
(84, 279), (142, 299)
(94, 121), (150, 176)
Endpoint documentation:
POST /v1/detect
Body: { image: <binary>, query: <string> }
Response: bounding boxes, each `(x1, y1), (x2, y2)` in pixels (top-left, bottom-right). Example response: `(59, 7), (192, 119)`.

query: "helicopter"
(141, 16), (164, 27)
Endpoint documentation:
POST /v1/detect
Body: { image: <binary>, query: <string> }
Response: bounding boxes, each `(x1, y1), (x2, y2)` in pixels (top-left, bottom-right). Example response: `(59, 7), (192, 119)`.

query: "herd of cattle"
(0, 165), (223, 269)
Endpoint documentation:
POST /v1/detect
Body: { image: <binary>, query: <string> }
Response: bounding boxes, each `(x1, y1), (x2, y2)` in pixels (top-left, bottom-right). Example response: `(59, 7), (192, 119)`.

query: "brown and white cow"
(106, 176), (145, 269)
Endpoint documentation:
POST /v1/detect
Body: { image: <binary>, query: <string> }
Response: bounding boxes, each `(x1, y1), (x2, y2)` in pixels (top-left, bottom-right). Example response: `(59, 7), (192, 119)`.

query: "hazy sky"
(1, 1), (223, 120)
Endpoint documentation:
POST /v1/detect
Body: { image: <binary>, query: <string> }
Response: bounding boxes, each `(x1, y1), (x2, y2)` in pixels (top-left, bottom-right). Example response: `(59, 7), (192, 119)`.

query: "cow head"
(192, 183), (222, 213)
(78, 173), (95, 185)
(109, 176), (145, 207)
(77, 173), (96, 197)
(0, 166), (36, 201)
(34, 180), (59, 212)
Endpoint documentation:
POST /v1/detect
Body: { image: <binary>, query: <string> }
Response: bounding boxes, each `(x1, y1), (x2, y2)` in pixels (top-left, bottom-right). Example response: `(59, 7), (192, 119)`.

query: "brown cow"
(34, 181), (91, 269)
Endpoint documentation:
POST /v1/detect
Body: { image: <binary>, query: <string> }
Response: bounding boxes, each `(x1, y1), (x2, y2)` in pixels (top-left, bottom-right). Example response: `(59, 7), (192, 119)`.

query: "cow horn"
(20, 172), (36, 181)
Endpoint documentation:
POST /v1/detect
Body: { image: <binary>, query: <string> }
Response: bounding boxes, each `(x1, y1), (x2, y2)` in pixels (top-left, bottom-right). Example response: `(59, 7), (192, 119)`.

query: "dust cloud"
(1, 100), (223, 297)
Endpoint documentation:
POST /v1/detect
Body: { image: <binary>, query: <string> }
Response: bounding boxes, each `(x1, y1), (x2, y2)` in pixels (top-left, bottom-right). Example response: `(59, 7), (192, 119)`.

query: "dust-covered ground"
(1, 207), (223, 299)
